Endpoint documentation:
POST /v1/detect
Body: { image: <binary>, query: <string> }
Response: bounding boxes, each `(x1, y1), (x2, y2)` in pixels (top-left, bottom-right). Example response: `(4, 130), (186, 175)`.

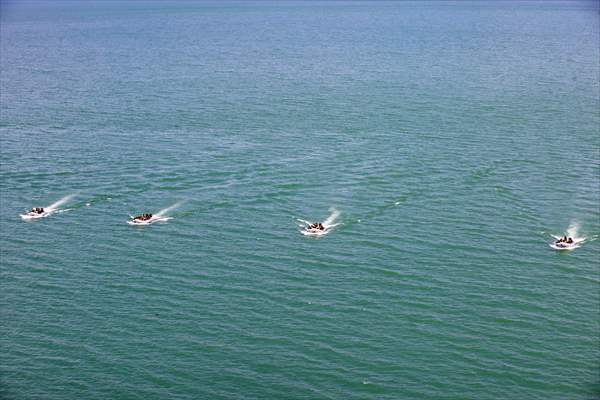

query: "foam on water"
(322, 208), (340, 228)
(566, 222), (586, 243)
(549, 221), (591, 251)
(20, 194), (76, 220)
(1, 1), (599, 399)
(551, 222), (587, 244)
(155, 201), (183, 217)
(298, 208), (341, 236)
(128, 202), (182, 225)
(45, 194), (77, 211)
(127, 216), (172, 226)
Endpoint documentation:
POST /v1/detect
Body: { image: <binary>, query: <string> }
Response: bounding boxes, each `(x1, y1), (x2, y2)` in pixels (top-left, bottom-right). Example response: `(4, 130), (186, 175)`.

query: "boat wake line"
(549, 222), (590, 251)
(298, 208), (341, 237)
(20, 194), (77, 220)
(127, 201), (183, 226)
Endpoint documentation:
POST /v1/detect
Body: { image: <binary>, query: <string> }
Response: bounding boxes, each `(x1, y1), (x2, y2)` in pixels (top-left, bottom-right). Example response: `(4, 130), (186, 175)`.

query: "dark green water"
(1, 1), (599, 399)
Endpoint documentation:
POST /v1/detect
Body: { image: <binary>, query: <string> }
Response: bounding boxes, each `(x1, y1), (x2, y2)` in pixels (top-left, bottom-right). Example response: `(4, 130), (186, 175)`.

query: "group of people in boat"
(133, 213), (153, 222)
(24, 206), (580, 249)
(556, 236), (574, 244)
(308, 222), (325, 231)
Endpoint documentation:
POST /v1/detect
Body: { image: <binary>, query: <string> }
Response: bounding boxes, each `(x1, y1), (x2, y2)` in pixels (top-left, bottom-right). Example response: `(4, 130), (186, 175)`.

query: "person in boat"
(308, 222), (325, 230)
(557, 236), (567, 243)
(31, 207), (44, 214)
(133, 213), (152, 221)
(556, 236), (574, 245)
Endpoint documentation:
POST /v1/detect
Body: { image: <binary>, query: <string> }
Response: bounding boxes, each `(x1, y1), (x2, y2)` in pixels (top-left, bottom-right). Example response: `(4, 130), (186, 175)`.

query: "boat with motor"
(550, 236), (580, 251)
(128, 213), (154, 225)
(127, 213), (172, 225)
(299, 221), (333, 237)
(20, 207), (49, 220)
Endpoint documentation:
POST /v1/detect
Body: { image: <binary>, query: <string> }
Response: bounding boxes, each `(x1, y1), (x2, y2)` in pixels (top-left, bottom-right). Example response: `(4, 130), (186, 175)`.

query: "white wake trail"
(155, 201), (183, 217)
(566, 221), (585, 243)
(46, 194), (76, 211)
(549, 221), (588, 250)
(298, 208), (341, 237)
(297, 218), (313, 227)
(322, 208), (340, 228)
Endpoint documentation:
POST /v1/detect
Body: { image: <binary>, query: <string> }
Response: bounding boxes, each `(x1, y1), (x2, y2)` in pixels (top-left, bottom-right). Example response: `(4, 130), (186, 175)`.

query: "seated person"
(308, 223), (325, 230)
(557, 236), (567, 243)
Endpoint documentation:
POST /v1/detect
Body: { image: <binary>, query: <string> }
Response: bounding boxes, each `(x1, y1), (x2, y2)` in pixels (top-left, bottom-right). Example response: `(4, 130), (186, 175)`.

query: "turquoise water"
(1, 1), (599, 398)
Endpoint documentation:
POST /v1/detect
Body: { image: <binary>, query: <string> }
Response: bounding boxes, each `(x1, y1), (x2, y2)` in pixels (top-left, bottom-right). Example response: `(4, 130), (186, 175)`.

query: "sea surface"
(1, 1), (599, 399)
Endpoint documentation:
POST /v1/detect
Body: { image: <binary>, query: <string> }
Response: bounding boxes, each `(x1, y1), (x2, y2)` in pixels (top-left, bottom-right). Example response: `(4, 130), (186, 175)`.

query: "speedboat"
(20, 208), (48, 220)
(550, 242), (579, 251)
(300, 221), (330, 236)
(550, 236), (580, 251)
(302, 226), (329, 236)
(127, 214), (171, 226)
(128, 214), (154, 225)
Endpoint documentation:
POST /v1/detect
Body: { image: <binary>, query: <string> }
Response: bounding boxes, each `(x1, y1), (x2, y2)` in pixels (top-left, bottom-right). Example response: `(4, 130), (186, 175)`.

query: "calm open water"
(1, 1), (599, 399)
